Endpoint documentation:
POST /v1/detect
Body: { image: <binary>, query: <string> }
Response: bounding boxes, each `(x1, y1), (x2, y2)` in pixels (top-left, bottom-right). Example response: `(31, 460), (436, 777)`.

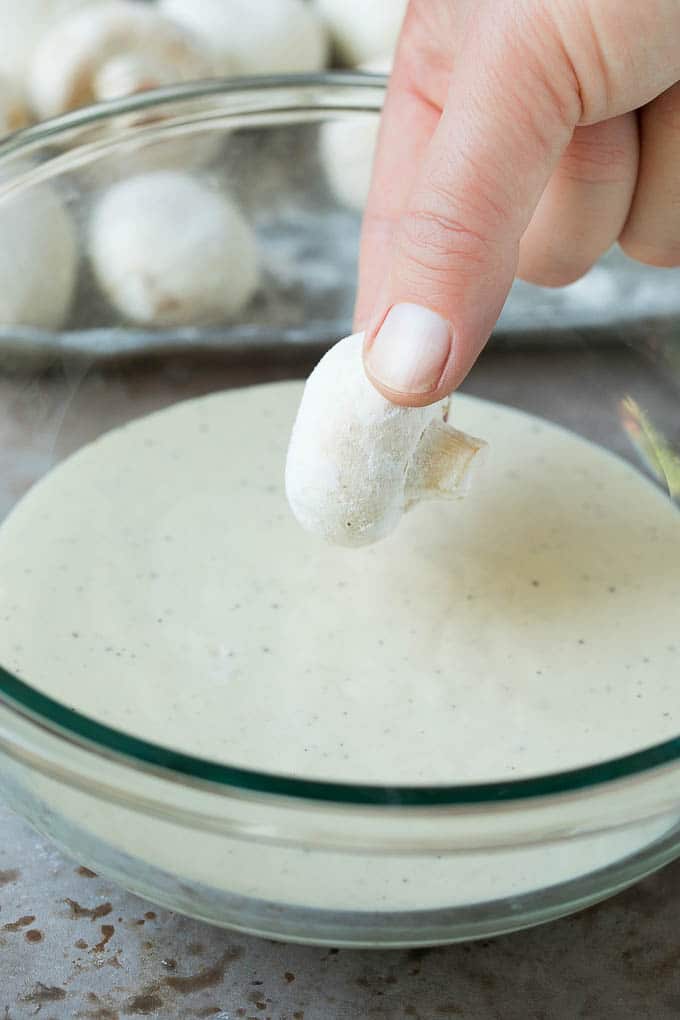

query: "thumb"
(362, 5), (581, 407)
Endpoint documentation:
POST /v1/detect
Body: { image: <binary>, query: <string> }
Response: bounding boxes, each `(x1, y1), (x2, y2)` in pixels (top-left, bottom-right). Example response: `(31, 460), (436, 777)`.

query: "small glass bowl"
(0, 78), (679, 948)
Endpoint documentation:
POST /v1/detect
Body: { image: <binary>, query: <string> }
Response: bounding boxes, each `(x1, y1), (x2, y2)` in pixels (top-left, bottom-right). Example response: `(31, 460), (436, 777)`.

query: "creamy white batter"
(0, 383), (678, 784)
(1, 382), (679, 920)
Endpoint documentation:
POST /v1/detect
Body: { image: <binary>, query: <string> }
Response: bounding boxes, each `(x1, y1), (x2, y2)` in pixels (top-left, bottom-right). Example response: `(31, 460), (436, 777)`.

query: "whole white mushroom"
(89, 170), (259, 326)
(286, 332), (486, 547)
(314, 0), (407, 65)
(28, 0), (214, 120)
(160, 0), (328, 76)
(0, 178), (77, 329)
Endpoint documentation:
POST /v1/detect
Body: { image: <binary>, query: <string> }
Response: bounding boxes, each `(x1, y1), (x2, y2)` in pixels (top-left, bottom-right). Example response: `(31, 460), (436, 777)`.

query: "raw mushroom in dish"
(28, 0), (213, 119)
(89, 170), (259, 327)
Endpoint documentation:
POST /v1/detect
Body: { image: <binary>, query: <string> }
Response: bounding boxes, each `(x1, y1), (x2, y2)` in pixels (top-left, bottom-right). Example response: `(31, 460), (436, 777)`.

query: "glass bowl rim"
(0, 74), (678, 808)
(0, 71), (389, 161)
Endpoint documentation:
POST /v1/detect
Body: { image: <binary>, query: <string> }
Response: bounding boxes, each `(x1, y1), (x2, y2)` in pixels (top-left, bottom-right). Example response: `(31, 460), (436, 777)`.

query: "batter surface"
(0, 383), (678, 784)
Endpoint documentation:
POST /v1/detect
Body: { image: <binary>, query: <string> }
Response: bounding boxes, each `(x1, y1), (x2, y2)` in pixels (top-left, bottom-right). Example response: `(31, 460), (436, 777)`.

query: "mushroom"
(89, 170), (259, 327)
(28, 0), (214, 120)
(0, 175), (77, 329)
(285, 332), (486, 547)
(314, 0), (407, 66)
(160, 0), (328, 76)
(320, 59), (390, 211)
(0, 75), (31, 137)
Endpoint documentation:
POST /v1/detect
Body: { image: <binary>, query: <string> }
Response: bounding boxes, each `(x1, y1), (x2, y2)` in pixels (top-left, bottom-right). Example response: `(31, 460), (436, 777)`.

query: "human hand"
(357, 0), (680, 406)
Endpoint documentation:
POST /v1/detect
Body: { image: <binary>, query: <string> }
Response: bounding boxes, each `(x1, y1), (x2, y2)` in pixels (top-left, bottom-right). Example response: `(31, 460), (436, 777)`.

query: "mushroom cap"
(160, 0), (328, 76)
(285, 333), (447, 547)
(89, 170), (259, 327)
(28, 0), (214, 120)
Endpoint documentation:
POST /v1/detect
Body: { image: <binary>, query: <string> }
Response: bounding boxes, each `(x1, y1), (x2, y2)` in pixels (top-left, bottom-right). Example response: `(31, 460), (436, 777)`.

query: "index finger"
(354, 57), (444, 329)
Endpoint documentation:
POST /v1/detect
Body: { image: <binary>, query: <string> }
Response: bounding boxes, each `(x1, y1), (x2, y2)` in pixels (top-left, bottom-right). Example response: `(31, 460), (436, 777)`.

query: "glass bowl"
(0, 77), (679, 949)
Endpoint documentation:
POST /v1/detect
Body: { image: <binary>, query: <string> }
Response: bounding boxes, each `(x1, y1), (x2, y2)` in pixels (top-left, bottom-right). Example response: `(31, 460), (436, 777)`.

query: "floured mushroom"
(286, 332), (486, 547)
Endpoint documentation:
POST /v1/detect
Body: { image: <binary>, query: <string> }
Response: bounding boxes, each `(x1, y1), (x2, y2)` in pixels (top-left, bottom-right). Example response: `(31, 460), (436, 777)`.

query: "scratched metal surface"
(1, 344), (679, 1018)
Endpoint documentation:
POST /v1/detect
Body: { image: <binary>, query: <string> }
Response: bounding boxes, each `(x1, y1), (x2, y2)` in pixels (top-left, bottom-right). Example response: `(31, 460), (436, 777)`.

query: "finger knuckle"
(548, 0), (616, 122)
(398, 205), (494, 278)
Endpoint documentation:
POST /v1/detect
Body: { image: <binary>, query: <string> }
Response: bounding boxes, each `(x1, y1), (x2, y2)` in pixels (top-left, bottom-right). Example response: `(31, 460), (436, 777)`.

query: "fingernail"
(365, 303), (452, 395)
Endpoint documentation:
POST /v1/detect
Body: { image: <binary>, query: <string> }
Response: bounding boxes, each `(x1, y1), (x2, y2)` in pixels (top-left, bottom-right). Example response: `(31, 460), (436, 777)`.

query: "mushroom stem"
(404, 417), (487, 510)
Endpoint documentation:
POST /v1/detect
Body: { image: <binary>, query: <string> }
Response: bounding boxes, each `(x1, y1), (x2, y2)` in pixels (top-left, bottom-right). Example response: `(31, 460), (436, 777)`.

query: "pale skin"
(357, 0), (680, 407)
